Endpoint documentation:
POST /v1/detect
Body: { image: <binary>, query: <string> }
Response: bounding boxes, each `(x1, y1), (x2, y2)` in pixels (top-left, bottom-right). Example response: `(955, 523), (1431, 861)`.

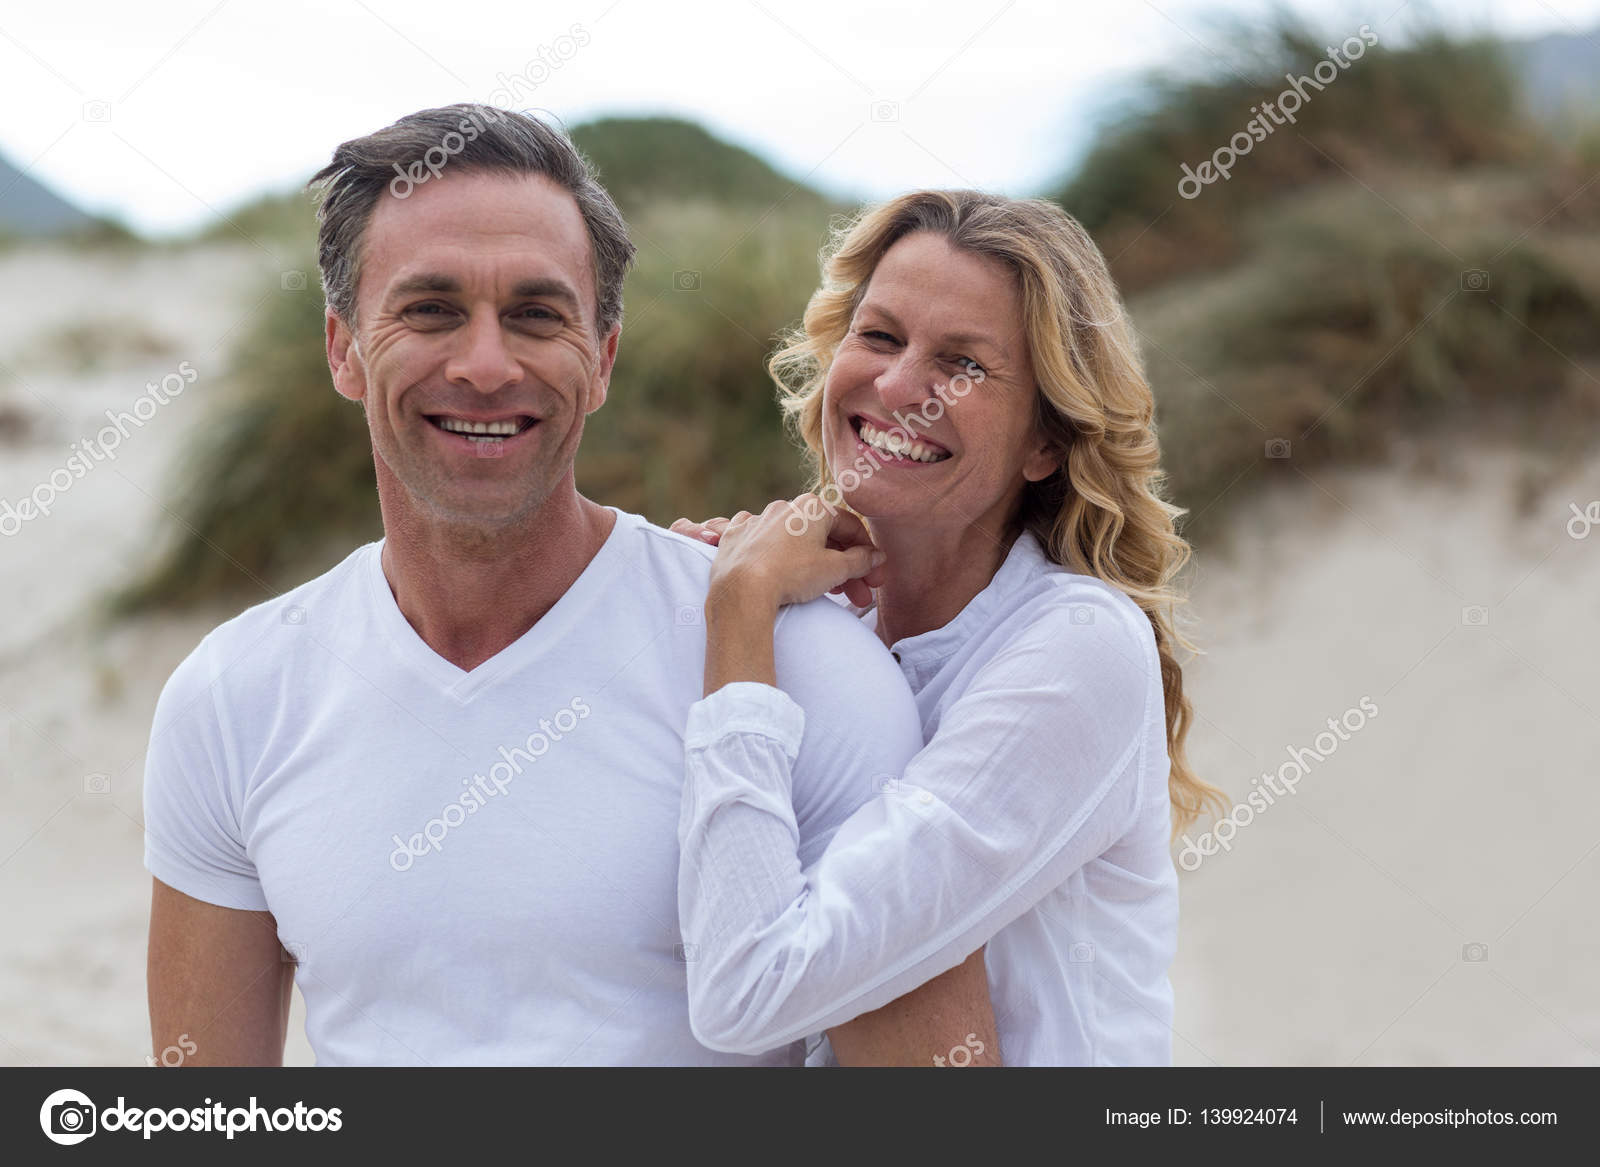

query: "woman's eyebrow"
(855, 303), (902, 331)
(858, 303), (1007, 359)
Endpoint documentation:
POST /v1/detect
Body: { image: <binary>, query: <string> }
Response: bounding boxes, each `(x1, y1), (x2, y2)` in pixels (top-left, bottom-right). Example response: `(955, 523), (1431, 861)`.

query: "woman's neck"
(868, 516), (1021, 648)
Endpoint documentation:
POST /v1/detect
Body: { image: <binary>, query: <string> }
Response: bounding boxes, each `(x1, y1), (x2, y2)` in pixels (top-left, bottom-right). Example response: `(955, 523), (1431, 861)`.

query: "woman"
(672, 190), (1222, 1065)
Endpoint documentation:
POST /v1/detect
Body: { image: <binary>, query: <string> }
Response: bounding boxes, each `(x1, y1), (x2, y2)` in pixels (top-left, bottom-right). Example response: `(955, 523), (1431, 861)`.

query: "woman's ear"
(1022, 433), (1064, 483)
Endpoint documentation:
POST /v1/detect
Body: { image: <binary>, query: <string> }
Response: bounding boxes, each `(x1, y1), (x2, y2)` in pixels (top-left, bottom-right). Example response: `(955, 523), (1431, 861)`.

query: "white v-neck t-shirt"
(142, 507), (923, 1066)
(680, 529), (1180, 1065)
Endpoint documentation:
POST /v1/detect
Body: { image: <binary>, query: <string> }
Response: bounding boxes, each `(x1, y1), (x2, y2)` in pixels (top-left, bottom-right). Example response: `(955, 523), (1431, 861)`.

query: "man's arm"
(827, 946), (1002, 1066)
(147, 878), (295, 1067)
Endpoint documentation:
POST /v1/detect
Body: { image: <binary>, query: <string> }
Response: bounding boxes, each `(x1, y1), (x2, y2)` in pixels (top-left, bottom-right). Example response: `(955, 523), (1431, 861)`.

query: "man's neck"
(376, 473), (616, 673)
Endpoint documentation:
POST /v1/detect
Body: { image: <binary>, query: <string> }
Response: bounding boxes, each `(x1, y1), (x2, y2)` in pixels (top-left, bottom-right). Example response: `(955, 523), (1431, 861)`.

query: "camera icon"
(673, 270), (701, 292)
(1461, 942), (1489, 962)
(674, 604), (700, 626)
(281, 940), (307, 963)
(49, 1099), (95, 1139)
(1265, 438), (1292, 459)
(82, 100), (111, 123)
(281, 270), (307, 292)
(1069, 605), (1095, 626)
(1069, 941), (1096, 963)
(1461, 605), (1489, 627)
(83, 772), (110, 795)
(871, 100), (900, 122)
(875, 774), (901, 794)
(282, 605), (306, 625)
(674, 942), (699, 962)
(1460, 269), (1490, 292)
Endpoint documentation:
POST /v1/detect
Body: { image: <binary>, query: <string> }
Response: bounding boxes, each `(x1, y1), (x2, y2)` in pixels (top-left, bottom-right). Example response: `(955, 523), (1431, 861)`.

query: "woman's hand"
(669, 516), (730, 545)
(707, 496), (887, 610)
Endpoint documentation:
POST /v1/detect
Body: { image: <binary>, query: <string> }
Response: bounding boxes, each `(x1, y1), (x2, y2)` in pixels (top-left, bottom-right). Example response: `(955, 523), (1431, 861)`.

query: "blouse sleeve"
(677, 592), (1159, 1053)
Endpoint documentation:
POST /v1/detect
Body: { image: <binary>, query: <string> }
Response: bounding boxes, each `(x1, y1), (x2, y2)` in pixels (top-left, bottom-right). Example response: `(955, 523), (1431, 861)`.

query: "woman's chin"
(832, 481), (917, 521)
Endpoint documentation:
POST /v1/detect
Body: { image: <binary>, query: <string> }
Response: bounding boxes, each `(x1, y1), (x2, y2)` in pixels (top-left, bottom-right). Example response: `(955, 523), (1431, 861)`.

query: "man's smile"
(423, 412), (542, 457)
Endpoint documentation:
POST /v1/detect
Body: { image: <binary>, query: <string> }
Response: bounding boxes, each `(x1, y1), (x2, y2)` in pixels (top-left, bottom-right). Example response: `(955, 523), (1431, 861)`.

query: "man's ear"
(585, 323), (620, 415)
(326, 310), (366, 402)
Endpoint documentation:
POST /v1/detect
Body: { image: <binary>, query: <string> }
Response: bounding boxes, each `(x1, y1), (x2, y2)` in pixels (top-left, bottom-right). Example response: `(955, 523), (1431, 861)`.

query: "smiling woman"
(676, 189), (1229, 1065)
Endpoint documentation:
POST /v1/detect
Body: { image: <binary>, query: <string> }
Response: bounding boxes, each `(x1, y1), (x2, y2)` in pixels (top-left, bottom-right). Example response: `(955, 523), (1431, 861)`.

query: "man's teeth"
(436, 417), (526, 437)
(857, 420), (949, 463)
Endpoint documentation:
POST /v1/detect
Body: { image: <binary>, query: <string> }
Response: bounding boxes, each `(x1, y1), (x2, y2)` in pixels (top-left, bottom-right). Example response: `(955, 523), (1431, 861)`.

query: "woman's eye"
(954, 356), (986, 376)
(861, 329), (897, 344)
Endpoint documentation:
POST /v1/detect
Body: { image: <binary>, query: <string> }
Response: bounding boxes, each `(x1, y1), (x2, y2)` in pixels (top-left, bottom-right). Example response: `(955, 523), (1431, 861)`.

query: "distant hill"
(1513, 27), (1600, 121)
(0, 150), (95, 237)
(193, 114), (835, 250)
(570, 116), (832, 216)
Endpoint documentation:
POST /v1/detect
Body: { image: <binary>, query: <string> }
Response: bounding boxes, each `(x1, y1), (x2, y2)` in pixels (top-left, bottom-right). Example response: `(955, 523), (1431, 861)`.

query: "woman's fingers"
(820, 502), (886, 588)
(670, 516), (730, 545)
(838, 576), (875, 609)
(823, 507), (875, 553)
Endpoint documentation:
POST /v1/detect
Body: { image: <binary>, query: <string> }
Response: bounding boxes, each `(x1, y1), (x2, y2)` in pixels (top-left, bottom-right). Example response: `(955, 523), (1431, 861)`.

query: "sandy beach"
(1, 242), (1596, 1066)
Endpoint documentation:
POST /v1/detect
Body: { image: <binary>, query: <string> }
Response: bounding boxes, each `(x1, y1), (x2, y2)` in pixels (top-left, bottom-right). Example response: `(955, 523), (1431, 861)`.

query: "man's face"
(326, 170), (617, 529)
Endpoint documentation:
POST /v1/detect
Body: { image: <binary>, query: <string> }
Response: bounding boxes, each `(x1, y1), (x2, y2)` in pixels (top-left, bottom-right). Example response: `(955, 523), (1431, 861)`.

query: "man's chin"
(402, 475), (553, 531)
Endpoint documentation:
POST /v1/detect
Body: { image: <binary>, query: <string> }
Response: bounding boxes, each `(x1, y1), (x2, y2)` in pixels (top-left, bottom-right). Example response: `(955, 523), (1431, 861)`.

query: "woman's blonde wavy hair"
(770, 190), (1225, 837)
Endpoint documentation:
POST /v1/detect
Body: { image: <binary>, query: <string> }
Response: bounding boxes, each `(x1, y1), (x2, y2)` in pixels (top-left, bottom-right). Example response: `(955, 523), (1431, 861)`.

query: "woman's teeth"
(857, 419), (950, 463)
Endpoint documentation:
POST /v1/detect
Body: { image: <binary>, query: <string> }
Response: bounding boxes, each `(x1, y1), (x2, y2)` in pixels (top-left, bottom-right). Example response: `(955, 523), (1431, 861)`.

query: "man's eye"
(406, 302), (452, 319)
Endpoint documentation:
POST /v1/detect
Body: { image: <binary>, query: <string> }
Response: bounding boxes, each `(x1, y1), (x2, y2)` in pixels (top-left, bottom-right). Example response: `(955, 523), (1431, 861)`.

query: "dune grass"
(108, 20), (1600, 613)
(1056, 16), (1535, 293)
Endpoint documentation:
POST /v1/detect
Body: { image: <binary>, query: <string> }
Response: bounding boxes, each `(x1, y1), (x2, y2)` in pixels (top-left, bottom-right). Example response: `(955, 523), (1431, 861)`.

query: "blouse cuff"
(685, 681), (806, 755)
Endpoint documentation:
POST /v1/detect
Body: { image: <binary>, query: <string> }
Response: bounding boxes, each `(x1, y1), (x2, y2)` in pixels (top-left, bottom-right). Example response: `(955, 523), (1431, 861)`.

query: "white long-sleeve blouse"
(678, 529), (1181, 1065)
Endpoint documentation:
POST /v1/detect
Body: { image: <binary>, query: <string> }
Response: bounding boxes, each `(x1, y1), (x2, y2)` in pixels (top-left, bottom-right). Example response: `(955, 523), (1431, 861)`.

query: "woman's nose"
(873, 353), (937, 415)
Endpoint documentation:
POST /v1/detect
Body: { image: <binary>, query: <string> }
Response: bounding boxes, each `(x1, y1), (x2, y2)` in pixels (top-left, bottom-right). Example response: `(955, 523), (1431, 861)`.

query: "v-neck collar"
(364, 506), (633, 702)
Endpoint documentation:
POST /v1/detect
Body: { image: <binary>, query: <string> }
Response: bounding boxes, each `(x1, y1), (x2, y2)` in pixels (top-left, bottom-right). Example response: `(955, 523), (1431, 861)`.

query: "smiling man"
(141, 104), (997, 1066)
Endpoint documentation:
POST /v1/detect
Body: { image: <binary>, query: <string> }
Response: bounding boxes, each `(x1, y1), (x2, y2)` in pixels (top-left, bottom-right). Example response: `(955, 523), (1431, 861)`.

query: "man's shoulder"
(211, 538), (374, 645)
(162, 540), (376, 708)
(620, 510), (717, 578)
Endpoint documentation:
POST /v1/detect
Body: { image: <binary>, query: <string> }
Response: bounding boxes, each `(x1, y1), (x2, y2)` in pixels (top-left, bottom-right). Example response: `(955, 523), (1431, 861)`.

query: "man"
(143, 104), (996, 1065)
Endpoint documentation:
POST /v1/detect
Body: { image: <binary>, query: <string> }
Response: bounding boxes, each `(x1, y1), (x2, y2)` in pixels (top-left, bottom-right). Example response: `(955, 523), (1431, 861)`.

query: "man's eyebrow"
(388, 273), (460, 297)
(386, 273), (582, 309)
(509, 277), (581, 308)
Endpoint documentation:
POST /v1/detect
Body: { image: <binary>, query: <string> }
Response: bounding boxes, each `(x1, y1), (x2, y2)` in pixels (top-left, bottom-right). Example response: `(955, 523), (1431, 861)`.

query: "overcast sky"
(3, 0), (1597, 236)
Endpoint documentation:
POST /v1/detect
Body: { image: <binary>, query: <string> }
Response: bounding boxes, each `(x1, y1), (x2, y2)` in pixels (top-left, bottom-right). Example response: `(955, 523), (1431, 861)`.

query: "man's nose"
(445, 311), (523, 395)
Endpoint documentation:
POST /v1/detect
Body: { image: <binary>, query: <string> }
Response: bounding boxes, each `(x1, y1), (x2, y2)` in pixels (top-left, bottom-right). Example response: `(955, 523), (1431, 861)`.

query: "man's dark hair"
(306, 103), (635, 334)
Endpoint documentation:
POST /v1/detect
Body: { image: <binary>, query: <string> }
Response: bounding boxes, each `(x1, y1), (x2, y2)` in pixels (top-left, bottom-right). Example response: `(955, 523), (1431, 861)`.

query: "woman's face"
(820, 231), (1058, 529)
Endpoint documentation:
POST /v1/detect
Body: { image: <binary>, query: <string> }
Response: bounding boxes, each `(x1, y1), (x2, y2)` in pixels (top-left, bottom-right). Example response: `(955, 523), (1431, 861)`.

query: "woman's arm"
(694, 499), (1002, 1064)
(680, 499), (1155, 1055)
(825, 946), (1002, 1066)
